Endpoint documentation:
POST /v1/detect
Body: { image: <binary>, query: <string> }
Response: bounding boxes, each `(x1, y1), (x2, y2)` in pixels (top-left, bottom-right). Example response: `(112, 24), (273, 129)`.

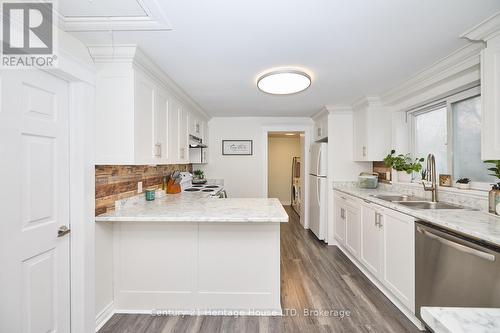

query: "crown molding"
(461, 11), (500, 41)
(325, 105), (353, 114)
(380, 42), (482, 106)
(58, 0), (171, 32)
(311, 107), (329, 120)
(88, 45), (210, 120)
(352, 96), (382, 111)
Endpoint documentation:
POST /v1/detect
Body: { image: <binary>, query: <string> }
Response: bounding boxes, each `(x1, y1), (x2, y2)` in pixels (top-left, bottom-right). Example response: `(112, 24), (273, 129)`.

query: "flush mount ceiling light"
(257, 70), (311, 95)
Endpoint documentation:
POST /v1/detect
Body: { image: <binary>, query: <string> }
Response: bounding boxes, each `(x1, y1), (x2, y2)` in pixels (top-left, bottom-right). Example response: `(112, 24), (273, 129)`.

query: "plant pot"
(455, 183), (471, 190)
(391, 169), (398, 182)
(397, 171), (413, 183)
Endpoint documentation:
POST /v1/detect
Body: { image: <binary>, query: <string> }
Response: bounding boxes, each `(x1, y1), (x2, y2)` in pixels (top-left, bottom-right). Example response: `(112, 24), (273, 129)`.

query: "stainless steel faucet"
(422, 154), (438, 202)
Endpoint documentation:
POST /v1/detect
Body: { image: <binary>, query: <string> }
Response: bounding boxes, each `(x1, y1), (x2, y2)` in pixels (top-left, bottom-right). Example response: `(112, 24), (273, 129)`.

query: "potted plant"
(484, 160), (500, 215)
(193, 169), (205, 180)
(384, 150), (424, 183)
(455, 178), (471, 190)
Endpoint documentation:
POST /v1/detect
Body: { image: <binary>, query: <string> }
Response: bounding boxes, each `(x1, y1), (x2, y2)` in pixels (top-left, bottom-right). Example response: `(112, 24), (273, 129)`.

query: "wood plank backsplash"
(95, 164), (192, 216)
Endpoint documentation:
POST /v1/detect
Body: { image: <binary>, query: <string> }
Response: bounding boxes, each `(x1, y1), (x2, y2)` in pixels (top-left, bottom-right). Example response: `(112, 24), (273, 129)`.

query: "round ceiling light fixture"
(257, 70), (311, 95)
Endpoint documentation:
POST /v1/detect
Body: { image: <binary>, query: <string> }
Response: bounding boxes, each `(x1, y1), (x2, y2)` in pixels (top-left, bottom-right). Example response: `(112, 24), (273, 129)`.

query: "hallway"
(99, 206), (420, 333)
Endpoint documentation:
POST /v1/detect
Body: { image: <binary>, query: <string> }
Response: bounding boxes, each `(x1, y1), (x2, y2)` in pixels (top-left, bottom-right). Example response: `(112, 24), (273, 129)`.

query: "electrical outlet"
(137, 181), (143, 193)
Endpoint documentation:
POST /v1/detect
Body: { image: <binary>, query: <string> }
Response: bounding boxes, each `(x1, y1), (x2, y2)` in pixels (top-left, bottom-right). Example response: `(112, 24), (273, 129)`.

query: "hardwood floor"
(99, 206), (422, 333)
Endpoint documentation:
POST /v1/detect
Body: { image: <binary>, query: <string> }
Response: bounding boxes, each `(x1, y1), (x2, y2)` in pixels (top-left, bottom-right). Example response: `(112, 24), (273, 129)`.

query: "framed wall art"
(222, 140), (253, 155)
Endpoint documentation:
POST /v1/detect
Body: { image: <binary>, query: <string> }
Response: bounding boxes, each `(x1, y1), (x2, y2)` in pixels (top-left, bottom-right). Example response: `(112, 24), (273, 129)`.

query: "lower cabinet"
(333, 193), (361, 259)
(360, 201), (383, 277)
(334, 191), (416, 315)
(381, 209), (415, 312)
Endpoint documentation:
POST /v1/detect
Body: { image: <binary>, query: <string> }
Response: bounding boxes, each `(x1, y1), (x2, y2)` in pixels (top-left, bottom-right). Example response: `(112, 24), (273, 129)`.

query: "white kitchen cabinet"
(313, 114), (328, 142)
(352, 97), (391, 161)
(154, 89), (169, 161)
(481, 36), (500, 159)
(333, 190), (415, 315)
(380, 208), (415, 312)
(333, 193), (361, 260)
(189, 114), (204, 140)
(333, 194), (346, 245)
(360, 201), (383, 277)
(90, 45), (209, 165)
(179, 106), (189, 163)
(344, 201), (361, 259)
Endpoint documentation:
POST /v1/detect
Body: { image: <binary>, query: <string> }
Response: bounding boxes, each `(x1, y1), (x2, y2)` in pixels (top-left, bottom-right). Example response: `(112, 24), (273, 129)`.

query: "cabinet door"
(178, 106), (189, 163)
(360, 203), (383, 277)
(134, 72), (155, 164)
(481, 37), (500, 159)
(333, 196), (346, 245)
(154, 88), (168, 163)
(353, 108), (367, 161)
(381, 210), (415, 311)
(168, 97), (180, 163)
(344, 202), (361, 259)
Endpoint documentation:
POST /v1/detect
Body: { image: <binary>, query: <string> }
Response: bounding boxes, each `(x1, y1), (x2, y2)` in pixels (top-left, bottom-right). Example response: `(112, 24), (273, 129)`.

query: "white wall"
(268, 136), (301, 205)
(201, 117), (313, 198)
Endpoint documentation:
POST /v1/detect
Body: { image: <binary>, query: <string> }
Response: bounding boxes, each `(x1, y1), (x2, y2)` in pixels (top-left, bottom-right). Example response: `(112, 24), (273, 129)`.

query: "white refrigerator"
(308, 143), (328, 241)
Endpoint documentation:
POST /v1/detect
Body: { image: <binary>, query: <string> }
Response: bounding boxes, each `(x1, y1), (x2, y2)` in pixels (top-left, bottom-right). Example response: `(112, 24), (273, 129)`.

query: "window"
(414, 106), (448, 175)
(411, 87), (493, 189)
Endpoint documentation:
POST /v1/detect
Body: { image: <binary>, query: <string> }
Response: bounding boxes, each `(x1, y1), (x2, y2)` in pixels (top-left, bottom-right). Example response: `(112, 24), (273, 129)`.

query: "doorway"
(267, 132), (305, 217)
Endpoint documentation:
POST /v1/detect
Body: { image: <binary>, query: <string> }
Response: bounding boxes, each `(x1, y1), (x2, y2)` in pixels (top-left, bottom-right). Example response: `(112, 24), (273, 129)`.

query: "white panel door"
(381, 210), (415, 312)
(333, 195), (346, 245)
(134, 71), (155, 164)
(344, 202), (361, 259)
(154, 88), (169, 163)
(178, 106), (189, 163)
(0, 70), (70, 332)
(360, 202), (383, 277)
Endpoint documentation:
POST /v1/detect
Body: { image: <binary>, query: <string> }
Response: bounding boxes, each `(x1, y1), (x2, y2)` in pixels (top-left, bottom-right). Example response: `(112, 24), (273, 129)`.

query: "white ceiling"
(68, 0), (500, 117)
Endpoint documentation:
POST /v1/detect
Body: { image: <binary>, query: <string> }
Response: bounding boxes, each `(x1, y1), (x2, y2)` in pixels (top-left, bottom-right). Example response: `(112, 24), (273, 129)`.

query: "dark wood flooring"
(99, 206), (422, 333)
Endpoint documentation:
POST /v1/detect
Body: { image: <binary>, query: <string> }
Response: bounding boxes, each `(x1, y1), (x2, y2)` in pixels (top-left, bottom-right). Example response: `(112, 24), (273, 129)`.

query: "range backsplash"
(95, 164), (192, 216)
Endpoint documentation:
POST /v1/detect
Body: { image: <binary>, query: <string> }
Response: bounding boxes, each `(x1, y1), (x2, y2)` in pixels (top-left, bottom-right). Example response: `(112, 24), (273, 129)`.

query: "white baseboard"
(95, 301), (115, 332)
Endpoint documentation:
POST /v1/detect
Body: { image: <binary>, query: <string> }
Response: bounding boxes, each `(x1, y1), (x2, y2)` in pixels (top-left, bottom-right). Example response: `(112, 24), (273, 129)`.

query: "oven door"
(415, 221), (500, 320)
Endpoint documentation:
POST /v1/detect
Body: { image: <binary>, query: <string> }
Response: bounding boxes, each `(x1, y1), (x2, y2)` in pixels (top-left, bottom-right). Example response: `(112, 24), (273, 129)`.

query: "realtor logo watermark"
(1, 1), (57, 68)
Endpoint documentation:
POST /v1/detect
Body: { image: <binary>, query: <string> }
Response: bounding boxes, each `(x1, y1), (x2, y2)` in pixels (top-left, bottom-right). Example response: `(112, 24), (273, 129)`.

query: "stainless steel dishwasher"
(415, 220), (500, 320)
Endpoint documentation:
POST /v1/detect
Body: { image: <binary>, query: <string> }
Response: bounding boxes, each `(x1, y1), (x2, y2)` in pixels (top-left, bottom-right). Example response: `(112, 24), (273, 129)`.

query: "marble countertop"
(332, 184), (500, 246)
(95, 190), (289, 223)
(421, 307), (500, 333)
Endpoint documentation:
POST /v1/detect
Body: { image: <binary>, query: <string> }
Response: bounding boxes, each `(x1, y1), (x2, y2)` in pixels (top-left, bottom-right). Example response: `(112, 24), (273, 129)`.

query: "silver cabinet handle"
(58, 225), (70, 237)
(362, 146), (367, 157)
(417, 227), (495, 262)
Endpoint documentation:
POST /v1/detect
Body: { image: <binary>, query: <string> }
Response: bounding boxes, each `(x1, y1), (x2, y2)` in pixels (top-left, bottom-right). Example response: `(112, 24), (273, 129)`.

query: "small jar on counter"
(489, 183), (500, 215)
(145, 188), (156, 201)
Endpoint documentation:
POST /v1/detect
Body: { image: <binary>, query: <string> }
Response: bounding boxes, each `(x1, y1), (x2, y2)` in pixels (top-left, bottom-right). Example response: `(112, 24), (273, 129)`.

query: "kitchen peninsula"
(95, 190), (288, 316)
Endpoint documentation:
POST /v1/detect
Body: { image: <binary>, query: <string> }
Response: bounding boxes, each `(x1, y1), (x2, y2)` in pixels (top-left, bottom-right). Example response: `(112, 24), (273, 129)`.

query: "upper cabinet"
(352, 97), (391, 161)
(462, 13), (500, 159)
(312, 108), (328, 142)
(90, 46), (209, 165)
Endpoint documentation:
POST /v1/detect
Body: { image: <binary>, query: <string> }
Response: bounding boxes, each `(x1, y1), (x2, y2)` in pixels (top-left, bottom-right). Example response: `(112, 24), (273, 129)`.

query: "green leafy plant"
(484, 160), (500, 180)
(456, 178), (471, 184)
(383, 149), (424, 174)
(193, 169), (204, 179)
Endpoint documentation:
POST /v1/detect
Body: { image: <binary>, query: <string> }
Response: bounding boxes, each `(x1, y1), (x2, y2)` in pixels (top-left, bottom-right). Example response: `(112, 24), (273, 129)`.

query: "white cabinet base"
(336, 244), (425, 331)
(111, 221), (282, 315)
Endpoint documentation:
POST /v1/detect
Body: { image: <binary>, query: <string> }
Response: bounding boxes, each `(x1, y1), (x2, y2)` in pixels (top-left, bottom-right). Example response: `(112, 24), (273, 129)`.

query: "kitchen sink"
(370, 195), (420, 202)
(394, 201), (463, 210)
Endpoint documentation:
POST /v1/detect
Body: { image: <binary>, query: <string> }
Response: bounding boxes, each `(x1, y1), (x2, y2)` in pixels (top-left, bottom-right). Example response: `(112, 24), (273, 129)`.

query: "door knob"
(58, 225), (71, 237)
